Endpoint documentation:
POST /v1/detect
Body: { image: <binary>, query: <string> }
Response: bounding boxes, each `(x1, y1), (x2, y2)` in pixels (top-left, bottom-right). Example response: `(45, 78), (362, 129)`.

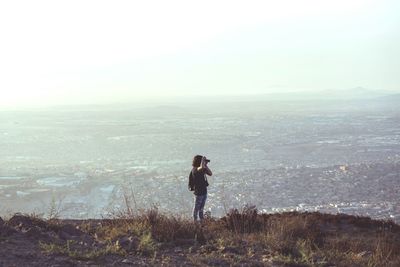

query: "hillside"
(0, 208), (399, 266)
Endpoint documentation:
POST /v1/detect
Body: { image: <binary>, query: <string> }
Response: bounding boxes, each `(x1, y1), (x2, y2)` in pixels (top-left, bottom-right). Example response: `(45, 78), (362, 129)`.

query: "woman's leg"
(193, 195), (201, 221)
(198, 194), (207, 220)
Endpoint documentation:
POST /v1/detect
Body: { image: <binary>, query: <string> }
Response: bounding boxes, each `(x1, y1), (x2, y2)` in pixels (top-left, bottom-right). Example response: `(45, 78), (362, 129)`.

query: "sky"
(0, 0), (399, 107)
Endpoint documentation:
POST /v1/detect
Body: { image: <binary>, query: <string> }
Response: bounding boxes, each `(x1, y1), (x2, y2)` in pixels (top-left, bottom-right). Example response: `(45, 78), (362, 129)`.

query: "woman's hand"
(198, 156), (211, 175)
(203, 157), (212, 176)
(201, 156), (207, 168)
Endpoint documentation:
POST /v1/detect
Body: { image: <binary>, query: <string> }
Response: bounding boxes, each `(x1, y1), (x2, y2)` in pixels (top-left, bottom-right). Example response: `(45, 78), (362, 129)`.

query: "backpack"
(188, 170), (195, 191)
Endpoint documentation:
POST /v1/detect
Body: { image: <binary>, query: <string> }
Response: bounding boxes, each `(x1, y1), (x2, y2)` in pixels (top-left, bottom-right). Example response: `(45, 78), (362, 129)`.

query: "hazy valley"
(1, 95), (399, 222)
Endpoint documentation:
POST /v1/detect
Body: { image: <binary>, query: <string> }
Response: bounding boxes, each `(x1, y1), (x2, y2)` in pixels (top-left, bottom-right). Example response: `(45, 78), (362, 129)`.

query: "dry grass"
(14, 207), (400, 266)
(95, 207), (196, 244)
(39, 239), (125, 260)
(209, 209), (399, 266)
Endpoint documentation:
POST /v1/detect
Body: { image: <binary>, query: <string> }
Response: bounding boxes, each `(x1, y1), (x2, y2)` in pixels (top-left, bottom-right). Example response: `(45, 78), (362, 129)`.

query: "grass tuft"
(39, 240), (125, 260)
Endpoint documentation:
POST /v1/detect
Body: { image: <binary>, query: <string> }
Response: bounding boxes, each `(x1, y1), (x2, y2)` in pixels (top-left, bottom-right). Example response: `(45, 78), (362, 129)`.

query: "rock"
(59, 224), (82, 236)
(58, 225), (94, 245)
(0, 224), (17, 237)
(8, 214), (47, 231)
(262, 255), (273, 263)
(57, 224), (85, 240)
(58, 231), (73, 240)
(8, 214), (35, 228)
(199, 244), (218, 254)
(25, 226), (44, 238)
(24, 225), (53, 241)
(121, 259), (134, 264)
(117, 236), (138, 251)
(49, 258), (76, 267)
(357, 251), (372, 258)
(206, 258), (229, 266)
(174, 247), (183, 253)
(81, 233), (95, 246)
(188, 246), (198, 253)
(0, 217), (4, 226)
(174, 238), (195, 246)
(220, 246), (241, 254)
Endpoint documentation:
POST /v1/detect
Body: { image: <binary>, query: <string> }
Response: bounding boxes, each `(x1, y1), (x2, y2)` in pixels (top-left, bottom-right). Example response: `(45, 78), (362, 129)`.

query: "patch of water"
(36, 177), (80, 187)
(0, 176), (26, 180)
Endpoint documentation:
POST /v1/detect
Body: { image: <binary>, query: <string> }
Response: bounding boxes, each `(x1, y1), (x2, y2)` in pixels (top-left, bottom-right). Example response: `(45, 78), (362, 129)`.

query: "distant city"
(0, 93), (399, 222)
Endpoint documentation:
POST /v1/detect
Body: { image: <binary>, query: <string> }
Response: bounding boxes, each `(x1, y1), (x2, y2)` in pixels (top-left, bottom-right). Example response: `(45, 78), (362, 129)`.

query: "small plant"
(39, 240), (125, 260)
(138, 232), (158, 256)
(223, 205), (263, 234)
(47, 195), (66, 220)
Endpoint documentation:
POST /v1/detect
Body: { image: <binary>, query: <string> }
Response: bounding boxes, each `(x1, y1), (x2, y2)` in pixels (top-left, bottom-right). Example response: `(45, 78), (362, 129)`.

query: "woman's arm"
(197, 156), (207, 172)
(197, 156), (212, 176)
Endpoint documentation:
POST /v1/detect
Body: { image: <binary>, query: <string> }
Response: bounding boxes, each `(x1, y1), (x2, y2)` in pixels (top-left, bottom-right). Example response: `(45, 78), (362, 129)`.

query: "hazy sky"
(0, 0), (399, 106)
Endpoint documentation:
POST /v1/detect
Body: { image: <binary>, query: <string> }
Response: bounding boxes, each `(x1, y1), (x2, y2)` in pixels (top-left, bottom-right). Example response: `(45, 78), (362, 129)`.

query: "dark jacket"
(188, 168), (209, 195)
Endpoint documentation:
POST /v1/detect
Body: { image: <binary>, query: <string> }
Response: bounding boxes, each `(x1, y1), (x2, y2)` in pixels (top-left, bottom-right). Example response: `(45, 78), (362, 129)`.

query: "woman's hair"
(192, 155), (203, 167)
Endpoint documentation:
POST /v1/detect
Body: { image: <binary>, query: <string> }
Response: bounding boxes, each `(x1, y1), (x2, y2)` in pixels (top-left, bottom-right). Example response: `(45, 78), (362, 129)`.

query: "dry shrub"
(263, 214), (323, 256)
(93, 219), (146, 242)
(367, 232), (400, 267)
(40, 239), (125, 260)
(138, 207), (196, 243)
(100, 206), (196, 244)
(219, 208), (329, 259)
(222, 205), (265, 234)
(318, 221), (400, 266)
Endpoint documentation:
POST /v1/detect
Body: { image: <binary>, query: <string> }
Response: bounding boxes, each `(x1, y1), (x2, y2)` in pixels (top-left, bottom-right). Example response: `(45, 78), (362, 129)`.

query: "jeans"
(193, 194), (207, 221)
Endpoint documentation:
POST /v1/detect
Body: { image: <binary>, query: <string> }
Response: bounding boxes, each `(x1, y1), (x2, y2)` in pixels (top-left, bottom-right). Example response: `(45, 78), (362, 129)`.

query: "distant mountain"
(237, 87), (395, 102)
(374, 93), (400, 103)
(319, 87), (392, 100)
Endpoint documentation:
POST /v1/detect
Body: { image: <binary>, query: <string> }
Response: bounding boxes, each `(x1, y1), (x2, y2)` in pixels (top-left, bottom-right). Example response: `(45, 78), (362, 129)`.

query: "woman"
(188, 155), (213, 221)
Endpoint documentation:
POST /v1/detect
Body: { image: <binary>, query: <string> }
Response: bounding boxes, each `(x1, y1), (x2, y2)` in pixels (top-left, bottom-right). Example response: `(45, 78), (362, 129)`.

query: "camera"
(205, 159), (211, 163)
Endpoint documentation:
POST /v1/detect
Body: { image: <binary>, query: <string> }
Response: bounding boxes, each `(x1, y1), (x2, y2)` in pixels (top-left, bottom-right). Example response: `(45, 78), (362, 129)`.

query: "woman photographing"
(189, 155), (213, 222)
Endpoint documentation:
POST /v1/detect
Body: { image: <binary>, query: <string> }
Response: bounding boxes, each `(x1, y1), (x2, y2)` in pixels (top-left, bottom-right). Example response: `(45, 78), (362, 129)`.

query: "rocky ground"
(1, 209), (400, 266)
